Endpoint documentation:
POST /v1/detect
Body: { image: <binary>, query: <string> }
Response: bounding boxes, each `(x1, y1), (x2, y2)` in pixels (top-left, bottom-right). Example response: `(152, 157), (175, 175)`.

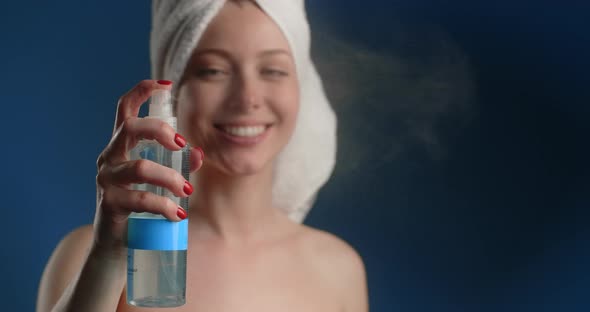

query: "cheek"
(284, 100), (299, 132)
(178, 83), (229, 115)
(176, 88), (197, 136)
(277, 86), (300, 133)
(176, 85), (221, 143)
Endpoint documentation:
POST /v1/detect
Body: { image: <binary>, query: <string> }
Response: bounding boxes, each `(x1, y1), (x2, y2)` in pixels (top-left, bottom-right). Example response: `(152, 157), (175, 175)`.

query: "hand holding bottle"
(94, 79), (202, 254)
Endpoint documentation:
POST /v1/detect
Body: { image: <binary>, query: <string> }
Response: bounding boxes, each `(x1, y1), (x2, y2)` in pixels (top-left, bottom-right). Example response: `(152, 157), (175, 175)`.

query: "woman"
(37, 0), (368, 311)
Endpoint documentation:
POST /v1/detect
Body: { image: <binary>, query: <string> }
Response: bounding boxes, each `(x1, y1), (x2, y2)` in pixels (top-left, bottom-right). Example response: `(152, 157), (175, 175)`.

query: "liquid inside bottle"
(127, 248), (187, 307)
(126, 140), (190, 307)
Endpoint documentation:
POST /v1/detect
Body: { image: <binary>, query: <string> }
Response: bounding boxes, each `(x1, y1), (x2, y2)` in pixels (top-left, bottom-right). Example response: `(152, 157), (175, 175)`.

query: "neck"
(188, 163), (290, 245)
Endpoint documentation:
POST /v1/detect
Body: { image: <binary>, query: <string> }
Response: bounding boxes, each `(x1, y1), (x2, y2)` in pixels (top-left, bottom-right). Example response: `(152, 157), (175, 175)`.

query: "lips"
(218, 125), (266, 137)
(214, 123), (272, 145)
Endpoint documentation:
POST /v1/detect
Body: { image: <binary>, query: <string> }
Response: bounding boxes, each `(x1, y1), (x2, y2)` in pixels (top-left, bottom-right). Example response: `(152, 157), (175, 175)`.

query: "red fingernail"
(174, 133), (187, 147)
(183, 181), (193, 195)
(177, 207), (187, 220)
(157, 80), (173, 85)
(196, 147), (205, 160)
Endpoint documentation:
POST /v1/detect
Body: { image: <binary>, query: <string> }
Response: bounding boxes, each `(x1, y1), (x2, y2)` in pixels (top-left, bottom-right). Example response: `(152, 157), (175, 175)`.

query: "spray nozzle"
(148, 89), (173, 118)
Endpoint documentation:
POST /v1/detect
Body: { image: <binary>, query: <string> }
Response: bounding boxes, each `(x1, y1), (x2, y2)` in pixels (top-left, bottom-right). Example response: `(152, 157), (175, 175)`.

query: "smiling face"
(176, 0), (299, 176)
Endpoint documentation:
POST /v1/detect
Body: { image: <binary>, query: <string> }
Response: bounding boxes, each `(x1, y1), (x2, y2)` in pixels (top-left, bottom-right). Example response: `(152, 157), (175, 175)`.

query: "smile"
(214, 123), (272, 145)
(220, 125), (266, 137)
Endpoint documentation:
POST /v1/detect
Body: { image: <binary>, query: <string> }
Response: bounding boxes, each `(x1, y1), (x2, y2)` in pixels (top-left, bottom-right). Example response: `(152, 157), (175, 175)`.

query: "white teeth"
(221, 126), (266, 137)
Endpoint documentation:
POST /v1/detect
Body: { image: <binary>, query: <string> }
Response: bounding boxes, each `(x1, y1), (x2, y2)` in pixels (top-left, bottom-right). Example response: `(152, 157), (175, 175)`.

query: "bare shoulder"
(297, 226), (364, 269)
(295, 225), (369, 311)
(37, 224), (94, 312)
(58, 224), (94, 249)
(50, 224), (94, 263)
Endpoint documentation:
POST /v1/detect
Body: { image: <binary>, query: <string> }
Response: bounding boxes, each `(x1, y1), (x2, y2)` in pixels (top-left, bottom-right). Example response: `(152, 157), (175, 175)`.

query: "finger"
(113, 79), (173, 134)
(190, 147), (205, 172)
(102, 186), (186, 222)
(101, 159), (193, 197)
(101, 116), (186, 166)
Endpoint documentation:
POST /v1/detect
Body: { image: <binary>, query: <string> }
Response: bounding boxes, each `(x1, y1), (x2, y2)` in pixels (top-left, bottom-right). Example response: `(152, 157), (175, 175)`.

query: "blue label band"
(127, 218), (188, 250)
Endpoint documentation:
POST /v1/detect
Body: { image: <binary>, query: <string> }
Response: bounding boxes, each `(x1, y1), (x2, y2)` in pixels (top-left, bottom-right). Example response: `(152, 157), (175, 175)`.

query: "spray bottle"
(126, 89), (190, 307)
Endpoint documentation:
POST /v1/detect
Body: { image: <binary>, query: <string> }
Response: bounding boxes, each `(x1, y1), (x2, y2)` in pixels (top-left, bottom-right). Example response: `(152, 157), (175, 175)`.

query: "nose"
(229, 73), (260, 112)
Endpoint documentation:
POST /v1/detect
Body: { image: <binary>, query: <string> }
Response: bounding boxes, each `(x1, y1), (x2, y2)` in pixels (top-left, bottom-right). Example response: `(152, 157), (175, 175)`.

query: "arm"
(36, 225), (127, 312)
(309, 229), (369, 312)
(341, 250), (369, 312)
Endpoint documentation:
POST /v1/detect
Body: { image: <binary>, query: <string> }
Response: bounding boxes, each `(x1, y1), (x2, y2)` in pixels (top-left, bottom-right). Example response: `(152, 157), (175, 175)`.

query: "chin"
(225, 163), (264, 176)
(215, 154), (273, 177)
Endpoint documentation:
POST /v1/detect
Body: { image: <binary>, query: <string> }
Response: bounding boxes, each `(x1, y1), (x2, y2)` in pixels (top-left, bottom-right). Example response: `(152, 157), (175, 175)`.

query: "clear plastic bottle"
(126, 89), (191, 307)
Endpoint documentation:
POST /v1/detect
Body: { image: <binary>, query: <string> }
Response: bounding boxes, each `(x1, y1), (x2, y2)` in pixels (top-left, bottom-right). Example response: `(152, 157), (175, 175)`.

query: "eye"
(261, 68), (289, 78)
(195, 68), (227, 79)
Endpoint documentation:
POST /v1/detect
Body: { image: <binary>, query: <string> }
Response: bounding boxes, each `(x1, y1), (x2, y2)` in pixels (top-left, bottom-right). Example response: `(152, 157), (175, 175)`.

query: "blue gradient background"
(1, 1), (589, 311)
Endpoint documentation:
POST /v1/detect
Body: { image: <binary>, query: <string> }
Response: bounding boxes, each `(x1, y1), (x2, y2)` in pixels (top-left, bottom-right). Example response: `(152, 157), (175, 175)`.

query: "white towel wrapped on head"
(150, 0), (337, 223)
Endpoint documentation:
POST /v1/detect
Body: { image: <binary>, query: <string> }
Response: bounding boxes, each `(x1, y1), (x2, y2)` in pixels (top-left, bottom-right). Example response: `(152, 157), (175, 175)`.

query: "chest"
(119, 244), (342, 312)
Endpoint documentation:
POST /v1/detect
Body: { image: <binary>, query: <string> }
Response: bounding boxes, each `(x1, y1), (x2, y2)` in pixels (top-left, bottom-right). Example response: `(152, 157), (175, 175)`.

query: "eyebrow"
(194, 48), (292, 59)
(257, 49), (291, 58)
